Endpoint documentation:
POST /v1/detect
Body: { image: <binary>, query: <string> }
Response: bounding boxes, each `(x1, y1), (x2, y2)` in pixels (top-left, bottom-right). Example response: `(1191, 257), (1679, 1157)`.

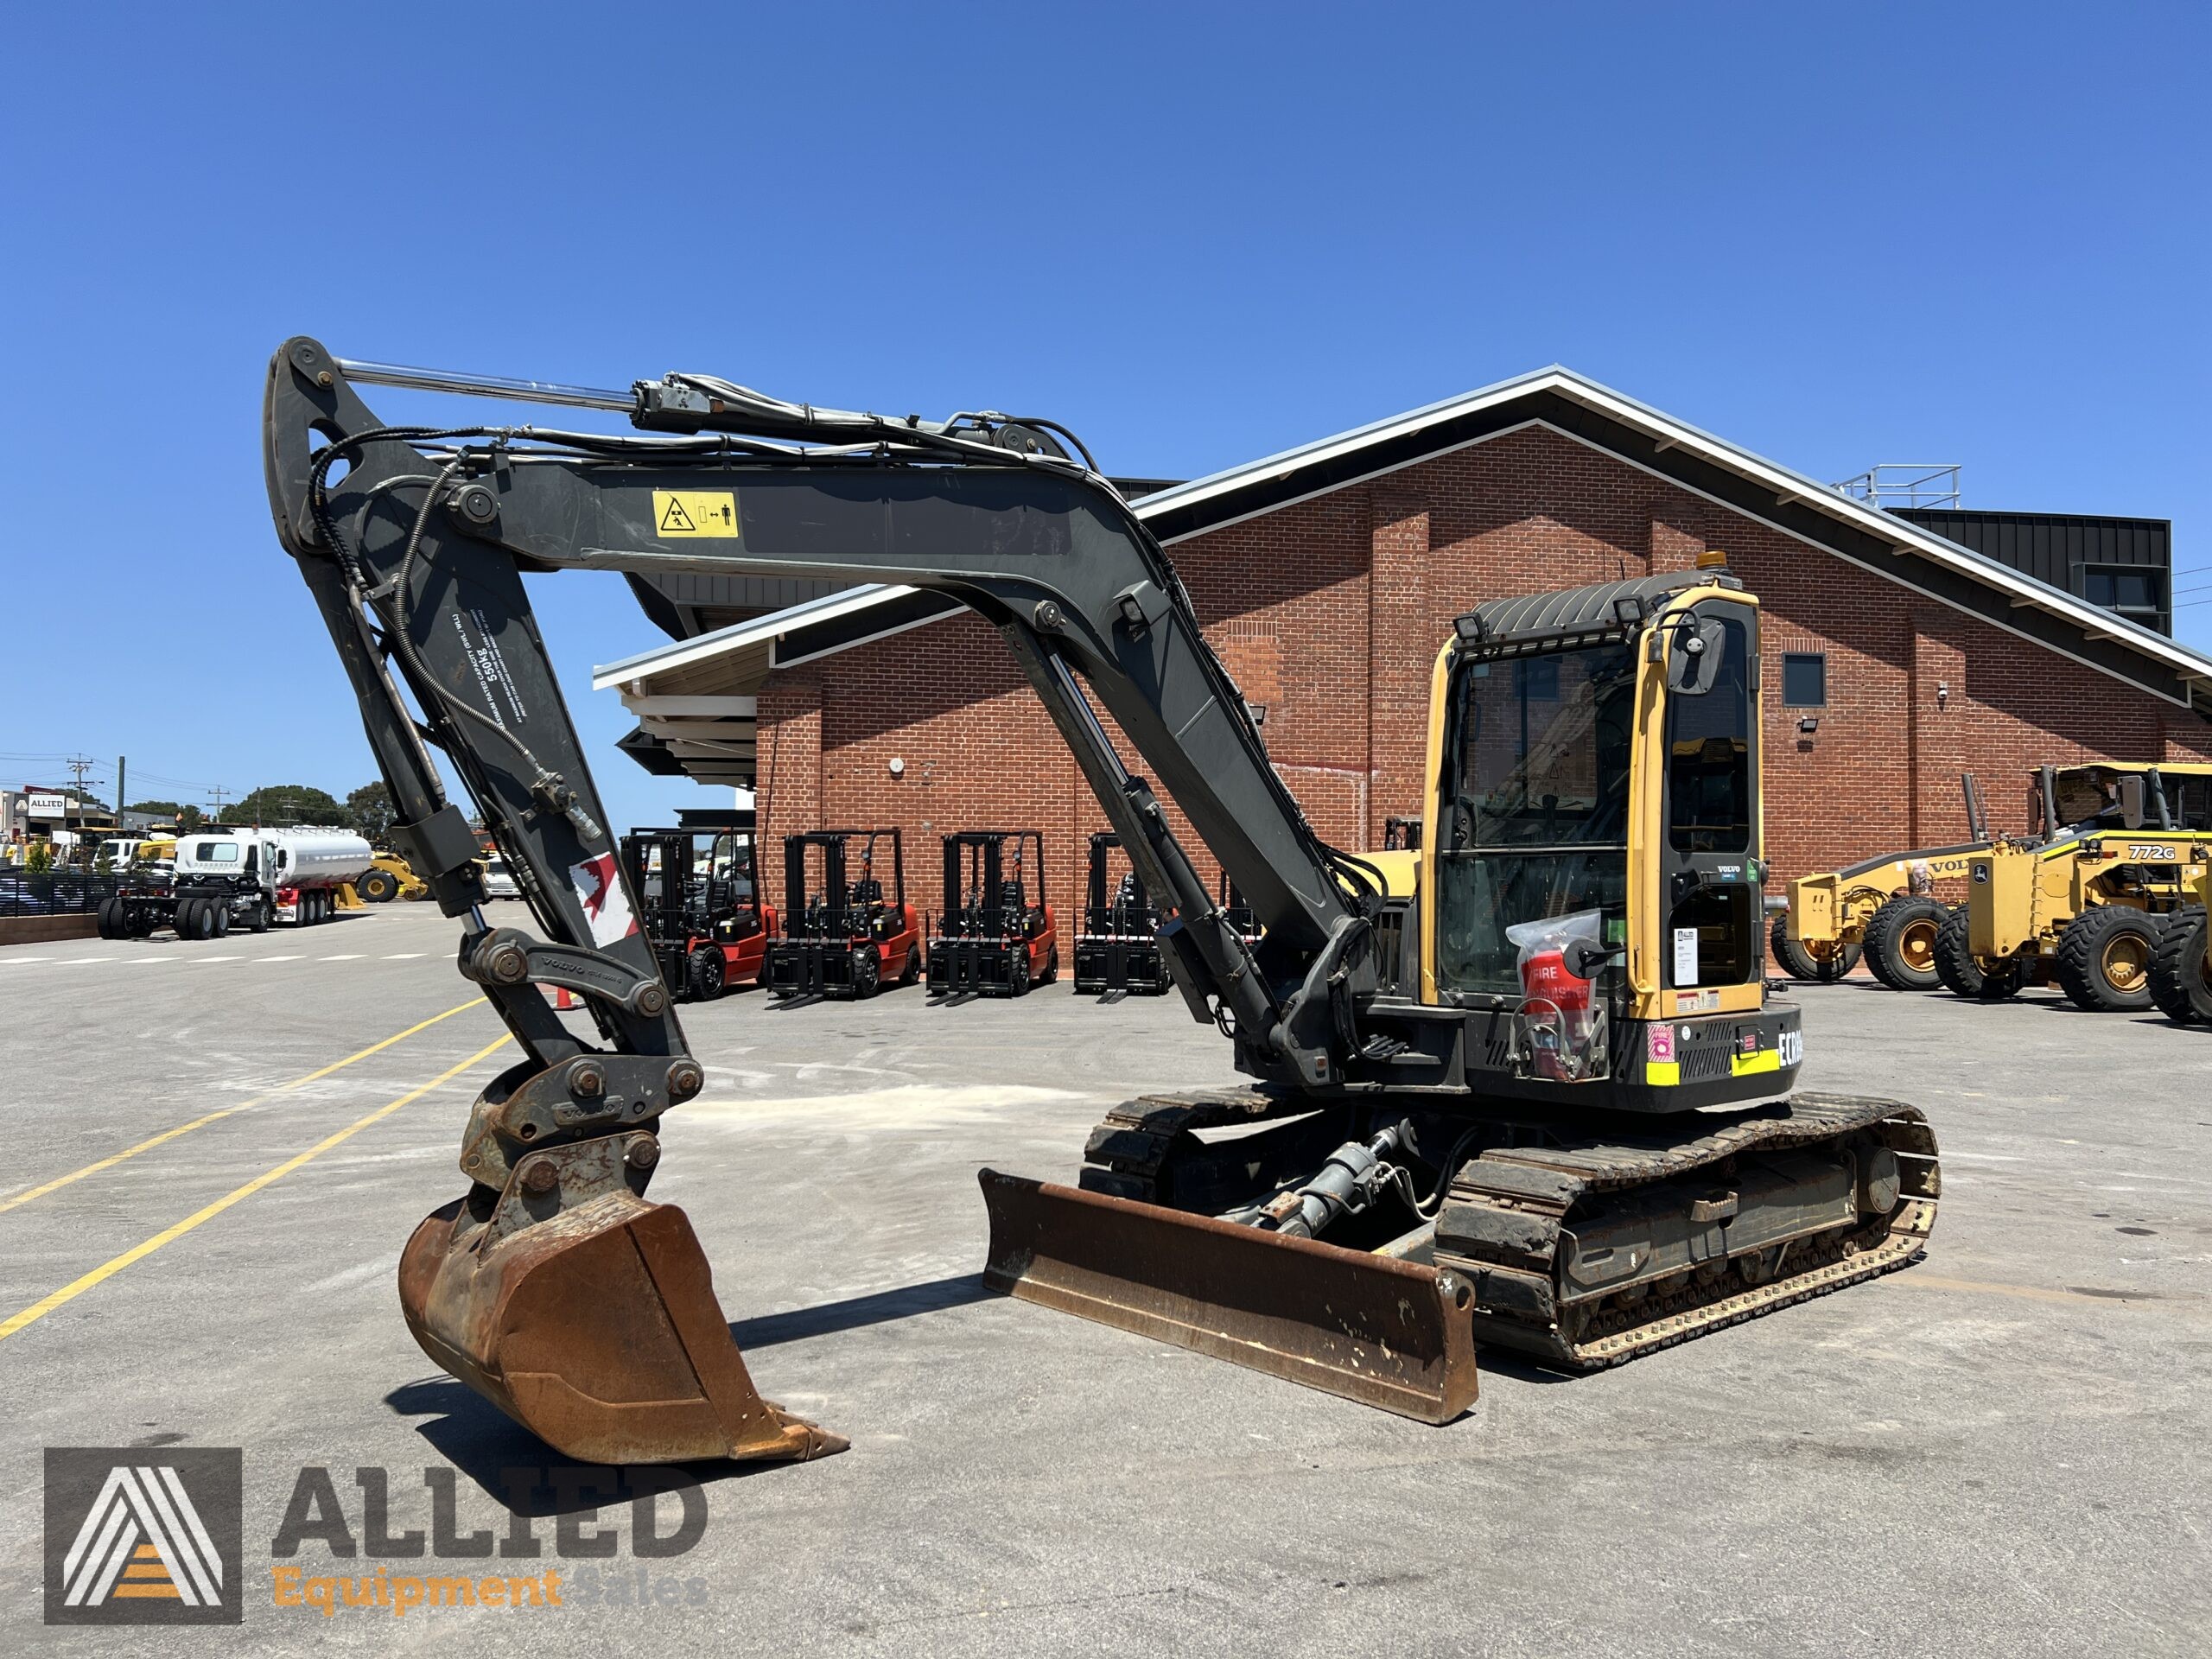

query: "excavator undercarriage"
(263, 340), (1939, 1465)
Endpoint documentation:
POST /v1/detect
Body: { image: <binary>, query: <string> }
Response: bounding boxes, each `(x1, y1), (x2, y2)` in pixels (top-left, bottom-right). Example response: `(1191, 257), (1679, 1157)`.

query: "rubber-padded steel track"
(1075, 1089), (1939, 1373)
(1433, 1091), (1938, 1368)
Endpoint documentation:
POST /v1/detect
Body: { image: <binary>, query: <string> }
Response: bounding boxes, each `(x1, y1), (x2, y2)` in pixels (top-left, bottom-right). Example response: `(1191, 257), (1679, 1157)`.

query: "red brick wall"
(753, 425), (2209, 905)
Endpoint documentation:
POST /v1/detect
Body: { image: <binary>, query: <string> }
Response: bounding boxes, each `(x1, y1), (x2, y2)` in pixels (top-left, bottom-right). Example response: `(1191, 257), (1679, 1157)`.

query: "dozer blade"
(399, 1189), (846, 1465)
(979, 1169), (1478, 1423)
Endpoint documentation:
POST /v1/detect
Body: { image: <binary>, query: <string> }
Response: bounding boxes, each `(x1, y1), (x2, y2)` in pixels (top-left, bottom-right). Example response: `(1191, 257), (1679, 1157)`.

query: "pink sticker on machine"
(1646, 1024), (1676, 1064)
(569, 851), (639, 947)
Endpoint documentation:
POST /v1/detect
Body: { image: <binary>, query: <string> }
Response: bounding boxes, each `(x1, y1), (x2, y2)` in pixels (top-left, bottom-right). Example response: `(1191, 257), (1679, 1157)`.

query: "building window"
(1781, 652), (1827, 708)
(2082, 567), (2163, 624)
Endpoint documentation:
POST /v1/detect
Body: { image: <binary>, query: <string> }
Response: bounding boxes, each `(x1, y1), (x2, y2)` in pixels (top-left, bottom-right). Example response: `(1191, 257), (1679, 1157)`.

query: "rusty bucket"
(399, 1185), (845, 1465)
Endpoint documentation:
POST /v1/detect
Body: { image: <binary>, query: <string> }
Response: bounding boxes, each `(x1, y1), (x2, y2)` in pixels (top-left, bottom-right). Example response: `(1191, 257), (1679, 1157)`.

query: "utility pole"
(115, 755), (126, 836)
(64, 754), (97, 858)
(207, 784), (231, 823)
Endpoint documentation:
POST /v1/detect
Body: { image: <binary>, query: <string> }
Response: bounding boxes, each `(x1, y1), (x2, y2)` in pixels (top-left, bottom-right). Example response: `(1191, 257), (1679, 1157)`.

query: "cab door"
(1656, 598), (1763, 1010)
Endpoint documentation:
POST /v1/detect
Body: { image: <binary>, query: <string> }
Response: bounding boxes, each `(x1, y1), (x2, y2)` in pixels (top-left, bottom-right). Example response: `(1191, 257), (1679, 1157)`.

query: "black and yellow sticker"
(651, 490), (739, 538)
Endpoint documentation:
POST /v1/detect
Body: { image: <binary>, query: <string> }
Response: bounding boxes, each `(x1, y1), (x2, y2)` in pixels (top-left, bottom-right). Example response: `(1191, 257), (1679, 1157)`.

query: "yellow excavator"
(263, 341), (1940, 1463)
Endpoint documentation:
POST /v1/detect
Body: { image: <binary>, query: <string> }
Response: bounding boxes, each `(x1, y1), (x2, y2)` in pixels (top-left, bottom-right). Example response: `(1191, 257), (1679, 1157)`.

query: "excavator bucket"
(399, 1191), (846, 1465)
(978, 1170), (1478, 1423)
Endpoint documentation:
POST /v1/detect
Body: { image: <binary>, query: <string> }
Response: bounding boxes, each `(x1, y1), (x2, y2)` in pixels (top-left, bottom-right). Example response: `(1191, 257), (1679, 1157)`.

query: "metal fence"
(0, 869), (137, 918)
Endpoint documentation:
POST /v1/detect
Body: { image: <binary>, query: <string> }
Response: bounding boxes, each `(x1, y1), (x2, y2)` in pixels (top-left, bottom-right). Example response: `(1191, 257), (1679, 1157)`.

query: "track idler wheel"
(399, 1135), (844, 1466)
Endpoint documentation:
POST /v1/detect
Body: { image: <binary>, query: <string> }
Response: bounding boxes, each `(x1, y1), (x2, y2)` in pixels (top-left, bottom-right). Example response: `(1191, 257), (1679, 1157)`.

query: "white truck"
(147, 826), (375, 939)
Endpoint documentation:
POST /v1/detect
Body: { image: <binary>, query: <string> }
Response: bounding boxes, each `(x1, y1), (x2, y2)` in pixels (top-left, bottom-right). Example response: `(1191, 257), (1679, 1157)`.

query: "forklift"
(1219, 871), (1259, 944)
(927, 830), (1058, 997)
(766, 828), (923, 999)
(1072, 831), (1174, 995)
(619, 823), (773, 1001)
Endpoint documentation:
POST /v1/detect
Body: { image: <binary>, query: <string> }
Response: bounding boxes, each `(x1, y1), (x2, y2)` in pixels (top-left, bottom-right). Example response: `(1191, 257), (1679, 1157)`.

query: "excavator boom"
(263, 340), (1464, 1459)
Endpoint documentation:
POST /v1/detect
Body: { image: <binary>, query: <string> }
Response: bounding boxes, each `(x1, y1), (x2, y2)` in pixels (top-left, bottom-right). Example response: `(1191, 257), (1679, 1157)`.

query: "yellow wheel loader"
(263, 342), (1941, 1463)
(1774, 774), (1992, 989)
(355, 849), (427, 903)
(1936, 765), (2212, 1011)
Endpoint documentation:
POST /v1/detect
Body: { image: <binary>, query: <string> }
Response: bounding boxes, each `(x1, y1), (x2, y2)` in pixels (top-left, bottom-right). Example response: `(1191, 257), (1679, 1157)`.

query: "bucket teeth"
(400, 1190), (845, 1465)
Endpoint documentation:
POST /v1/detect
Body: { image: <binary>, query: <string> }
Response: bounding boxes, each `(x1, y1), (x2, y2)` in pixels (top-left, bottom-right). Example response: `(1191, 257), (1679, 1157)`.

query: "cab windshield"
(1436, 643), (1635, 995)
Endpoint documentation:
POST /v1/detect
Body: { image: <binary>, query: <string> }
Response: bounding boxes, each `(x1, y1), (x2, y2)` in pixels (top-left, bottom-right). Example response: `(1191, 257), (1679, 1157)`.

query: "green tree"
(347, 781), (397, 840)
(230, 785), (348, 827)
(129, 798), (206, 832)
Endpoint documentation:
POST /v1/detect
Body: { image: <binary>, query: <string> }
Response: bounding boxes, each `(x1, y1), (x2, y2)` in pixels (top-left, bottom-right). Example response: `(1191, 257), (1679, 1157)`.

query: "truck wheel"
(1767, 912), (1859, 982)
(357, 868), (399, 904)
(1008, 947), (1032, 998)
(687, 947), (727, 1001)
(188, 898), (215, 940)
(900, 947), (922, 987)
(1863, 896), (1947, 991)
(97, 897), (124, 939)
(246, 901), (270, 934)
(1932, 907), (2026, 1000)
(851, 945), (880, 999)
(2148, 907), (2212, 1025)
(2054, 906), (2160, 1014)
(211, 901), (232, 938)
(1042, 945), (1059, 985)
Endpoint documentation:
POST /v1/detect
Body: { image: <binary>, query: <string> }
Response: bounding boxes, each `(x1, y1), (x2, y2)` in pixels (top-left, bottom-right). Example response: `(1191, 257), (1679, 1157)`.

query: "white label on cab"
(1673, 926), (1699, 986)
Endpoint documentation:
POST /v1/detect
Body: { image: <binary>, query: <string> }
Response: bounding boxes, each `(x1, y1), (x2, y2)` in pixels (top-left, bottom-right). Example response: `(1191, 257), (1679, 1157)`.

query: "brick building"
(594, 368), (2211, 907)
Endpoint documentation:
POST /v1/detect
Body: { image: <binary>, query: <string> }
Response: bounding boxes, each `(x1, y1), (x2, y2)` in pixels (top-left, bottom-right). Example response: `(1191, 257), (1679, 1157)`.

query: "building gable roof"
(595, 367), (2211, 773)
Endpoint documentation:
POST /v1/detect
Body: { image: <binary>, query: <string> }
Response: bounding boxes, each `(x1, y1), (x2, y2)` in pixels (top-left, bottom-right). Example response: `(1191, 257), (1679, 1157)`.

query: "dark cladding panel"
(1896, 508), (2172, 634)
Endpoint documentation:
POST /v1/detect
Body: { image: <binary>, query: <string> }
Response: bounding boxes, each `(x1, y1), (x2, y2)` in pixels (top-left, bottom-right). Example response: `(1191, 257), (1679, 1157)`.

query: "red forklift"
(766, 828), (922, 999)
(1072, 831), (1174, 996)
(927, 830), (1058, 997)
(619, 823), (774, 1001)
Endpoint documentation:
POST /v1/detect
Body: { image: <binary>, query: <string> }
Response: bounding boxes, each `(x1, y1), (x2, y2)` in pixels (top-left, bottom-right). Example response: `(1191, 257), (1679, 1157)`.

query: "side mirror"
(2117, 774), (2147, 831)
(1564, 938), (1615, 979)
(1665, 617), (1728, 696)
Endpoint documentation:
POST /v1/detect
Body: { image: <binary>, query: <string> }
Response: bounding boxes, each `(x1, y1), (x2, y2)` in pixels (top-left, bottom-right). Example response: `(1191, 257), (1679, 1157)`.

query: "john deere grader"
(264, 339), (1939, 1464)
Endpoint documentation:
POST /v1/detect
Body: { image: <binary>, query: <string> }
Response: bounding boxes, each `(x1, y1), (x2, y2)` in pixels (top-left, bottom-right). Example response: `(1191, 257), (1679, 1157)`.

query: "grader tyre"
(2147, 907), (2212, 1026)
(1767, 912), (1860, 982)
(1863, 895), (1948, 992)
(1933, 907), (2028, 1001)
(2053, 906), (2160, 1014)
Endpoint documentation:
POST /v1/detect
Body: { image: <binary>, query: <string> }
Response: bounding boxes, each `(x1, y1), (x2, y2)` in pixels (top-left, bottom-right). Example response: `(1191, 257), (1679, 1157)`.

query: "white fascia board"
(617, 695), (760, 717)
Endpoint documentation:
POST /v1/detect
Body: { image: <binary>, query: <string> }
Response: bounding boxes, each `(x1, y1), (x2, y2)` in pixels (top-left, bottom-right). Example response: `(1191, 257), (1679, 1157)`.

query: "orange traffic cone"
(554, 986), (576, 1010)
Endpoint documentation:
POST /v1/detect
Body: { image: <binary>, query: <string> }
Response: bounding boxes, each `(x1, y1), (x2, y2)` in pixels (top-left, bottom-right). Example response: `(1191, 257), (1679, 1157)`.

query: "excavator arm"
(264, 340), (1379, 1090)
(262, 340), (1465, 1463)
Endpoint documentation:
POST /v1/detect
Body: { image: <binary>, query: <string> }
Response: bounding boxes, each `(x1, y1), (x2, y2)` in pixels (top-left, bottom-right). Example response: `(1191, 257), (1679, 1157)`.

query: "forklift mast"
(941, 830), (1042, 938)
(784, 829), (905, 941)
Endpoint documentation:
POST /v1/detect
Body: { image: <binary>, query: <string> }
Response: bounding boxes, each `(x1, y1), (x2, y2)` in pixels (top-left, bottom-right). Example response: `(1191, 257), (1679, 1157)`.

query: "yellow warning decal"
(652, 490), (739, 538)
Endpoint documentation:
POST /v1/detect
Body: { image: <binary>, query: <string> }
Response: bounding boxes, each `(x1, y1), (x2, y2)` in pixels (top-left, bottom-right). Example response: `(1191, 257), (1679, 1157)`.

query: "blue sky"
(4, 4), (2205, 833)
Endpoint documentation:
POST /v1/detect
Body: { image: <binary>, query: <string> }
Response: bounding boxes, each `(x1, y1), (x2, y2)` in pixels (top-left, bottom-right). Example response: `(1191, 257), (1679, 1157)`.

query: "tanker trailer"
(166, 826), (373, 938)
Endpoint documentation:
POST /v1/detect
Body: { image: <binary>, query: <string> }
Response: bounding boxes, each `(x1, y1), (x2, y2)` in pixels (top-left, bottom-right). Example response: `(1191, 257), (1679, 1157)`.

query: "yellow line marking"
(0, 999), (487, 1216)
(1897, 1273), (2154, 1306)
(0, 1035), (511, 1343)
